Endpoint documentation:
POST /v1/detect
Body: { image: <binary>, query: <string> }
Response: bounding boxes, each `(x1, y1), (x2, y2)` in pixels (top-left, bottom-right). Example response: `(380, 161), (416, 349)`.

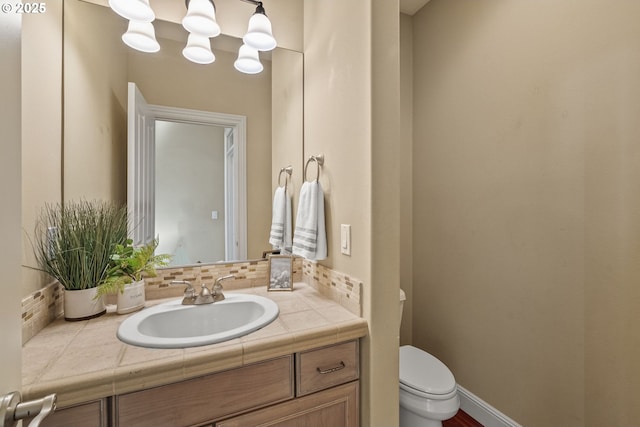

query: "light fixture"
(108, 0), (154, 23)
(234, 44), (263, 74)
(183, 33), (216, 64)
(122, 20), (160, 53)
(110, 0), (276, 73)
(242, 2), (276, 51)
(182, 0), (221, 38)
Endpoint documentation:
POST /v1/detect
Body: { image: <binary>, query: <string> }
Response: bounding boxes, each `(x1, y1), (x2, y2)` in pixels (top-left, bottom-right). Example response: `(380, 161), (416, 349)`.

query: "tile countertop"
(22, 282), (368, 408)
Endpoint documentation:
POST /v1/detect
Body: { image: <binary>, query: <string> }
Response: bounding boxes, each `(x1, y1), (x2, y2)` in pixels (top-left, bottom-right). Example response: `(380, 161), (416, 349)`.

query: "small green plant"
(31, 200), (129, 291)
(97, 238), (171, 297)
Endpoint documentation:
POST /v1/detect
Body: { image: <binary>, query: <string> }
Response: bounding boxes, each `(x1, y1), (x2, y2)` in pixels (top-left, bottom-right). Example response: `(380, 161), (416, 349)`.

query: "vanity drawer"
(116, 355), (294, 426)
(296, 340), (359, 396)
(35, 399), (108, 427)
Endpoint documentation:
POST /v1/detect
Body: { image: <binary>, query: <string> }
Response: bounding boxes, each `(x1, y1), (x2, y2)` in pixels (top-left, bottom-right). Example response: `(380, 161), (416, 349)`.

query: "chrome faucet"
(194, 283), (214, 305)
(170, 276), (235, 305)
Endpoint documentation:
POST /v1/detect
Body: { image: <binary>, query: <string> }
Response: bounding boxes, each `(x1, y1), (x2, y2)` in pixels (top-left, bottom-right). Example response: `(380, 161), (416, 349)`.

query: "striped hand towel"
(292, 181), (326, 260)
(269, 186), (292, 252)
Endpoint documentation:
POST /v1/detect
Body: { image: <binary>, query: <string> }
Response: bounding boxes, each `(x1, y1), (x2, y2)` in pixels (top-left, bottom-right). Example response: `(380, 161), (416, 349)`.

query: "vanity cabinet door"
(37, 399), (109, 427)
(116, 356), (294, 427)
(216, 381), (359, 427)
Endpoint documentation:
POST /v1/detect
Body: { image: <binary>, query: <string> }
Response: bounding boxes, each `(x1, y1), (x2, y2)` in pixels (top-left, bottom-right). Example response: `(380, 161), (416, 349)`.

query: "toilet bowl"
(399, 290), (460, 427)
(399, 345), (460, 427)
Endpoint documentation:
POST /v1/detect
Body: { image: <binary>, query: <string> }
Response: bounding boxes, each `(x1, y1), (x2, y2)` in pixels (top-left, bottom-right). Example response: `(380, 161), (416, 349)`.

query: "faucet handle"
(214, 274), (235, 286)
(212, 275), (234, 302)
(170, 280), (195, 295)
(170, 280), (197, 304)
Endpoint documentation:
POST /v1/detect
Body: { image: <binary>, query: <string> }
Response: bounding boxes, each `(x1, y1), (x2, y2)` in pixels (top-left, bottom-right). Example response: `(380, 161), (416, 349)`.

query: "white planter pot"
(117, 280), (146, 314)
(63, 287), (106, 321)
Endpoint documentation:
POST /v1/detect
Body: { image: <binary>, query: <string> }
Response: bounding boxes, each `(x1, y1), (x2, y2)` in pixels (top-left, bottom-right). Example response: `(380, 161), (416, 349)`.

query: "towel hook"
(278, 166), (293, 191)
(304, 154), (324, 182)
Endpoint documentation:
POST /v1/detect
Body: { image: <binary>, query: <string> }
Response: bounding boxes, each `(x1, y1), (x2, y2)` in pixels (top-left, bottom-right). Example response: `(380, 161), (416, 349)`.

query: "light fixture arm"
(185, 0), (266, 16)
(239, 0), (263, 6)
(185, 0), (215, 7)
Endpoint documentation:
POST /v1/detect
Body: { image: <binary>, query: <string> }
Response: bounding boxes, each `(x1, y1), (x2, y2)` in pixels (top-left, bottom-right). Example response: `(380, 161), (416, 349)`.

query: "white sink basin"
(117, 293), (279, 348)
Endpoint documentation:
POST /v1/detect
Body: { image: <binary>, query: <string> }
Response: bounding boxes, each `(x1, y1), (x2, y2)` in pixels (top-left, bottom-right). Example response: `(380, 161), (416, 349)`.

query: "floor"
(443, 409), (484, 427)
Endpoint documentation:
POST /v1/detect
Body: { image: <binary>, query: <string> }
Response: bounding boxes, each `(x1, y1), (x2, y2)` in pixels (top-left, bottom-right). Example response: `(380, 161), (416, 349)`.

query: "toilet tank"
(399, 289), (406, 331)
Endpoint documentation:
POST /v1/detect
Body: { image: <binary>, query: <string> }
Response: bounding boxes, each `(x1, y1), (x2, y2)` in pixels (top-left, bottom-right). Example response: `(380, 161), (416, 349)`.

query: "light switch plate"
(341, 224), (351, 256)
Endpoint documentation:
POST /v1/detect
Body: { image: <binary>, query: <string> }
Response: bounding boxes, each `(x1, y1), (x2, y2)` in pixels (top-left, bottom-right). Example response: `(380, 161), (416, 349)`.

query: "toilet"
(399, 290), (460, 427)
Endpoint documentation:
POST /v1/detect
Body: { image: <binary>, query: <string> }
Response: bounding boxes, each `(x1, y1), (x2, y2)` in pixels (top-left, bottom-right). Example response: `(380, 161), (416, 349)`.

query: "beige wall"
(411, 1), (640, 426)
(304, 0), (400, 425)
(271, 48), (304, 220)
(63, 0), (128, 204)
(370, 1), (402, 425)
(1, 8), (24, 392)
(304, 0), (372, 283)
(399, 13), (414, 347)
(21, 3), (63, 295)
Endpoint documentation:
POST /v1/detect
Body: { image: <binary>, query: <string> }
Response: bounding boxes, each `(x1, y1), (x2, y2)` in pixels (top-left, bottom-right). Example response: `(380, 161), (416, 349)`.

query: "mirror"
(63, 0), (303, 265)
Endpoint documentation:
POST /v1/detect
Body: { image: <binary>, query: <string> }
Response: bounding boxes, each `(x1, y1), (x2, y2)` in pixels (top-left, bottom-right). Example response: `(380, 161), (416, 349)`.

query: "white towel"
(292, 181), (326, 260)
(269, 186), (292, 253)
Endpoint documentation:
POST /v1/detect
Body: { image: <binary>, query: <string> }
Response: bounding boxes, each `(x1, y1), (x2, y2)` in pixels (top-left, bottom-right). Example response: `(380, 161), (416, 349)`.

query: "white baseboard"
(457, 385), (522, 427)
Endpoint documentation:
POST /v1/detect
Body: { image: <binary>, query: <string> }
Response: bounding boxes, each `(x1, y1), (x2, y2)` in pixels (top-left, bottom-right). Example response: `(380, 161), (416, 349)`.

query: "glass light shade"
(122, 21), (160, 53)
(182, 34), (215, 64)
(243, 12), (276, 51)
(182, 0), (221, 38)
(234, 44), (263, 74)
(109, 0), (154, 22)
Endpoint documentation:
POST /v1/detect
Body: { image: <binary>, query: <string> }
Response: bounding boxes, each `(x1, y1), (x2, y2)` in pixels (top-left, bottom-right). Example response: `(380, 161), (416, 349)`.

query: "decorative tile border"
(22, 281), (63, 344)
(302, 260), (362, 317)
(144, 257), (303, 299)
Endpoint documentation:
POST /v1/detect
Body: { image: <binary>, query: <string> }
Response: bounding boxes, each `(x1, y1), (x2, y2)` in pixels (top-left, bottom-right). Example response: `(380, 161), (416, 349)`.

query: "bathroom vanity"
(22, 283), (366, 427)
(39, 341), (358, 427)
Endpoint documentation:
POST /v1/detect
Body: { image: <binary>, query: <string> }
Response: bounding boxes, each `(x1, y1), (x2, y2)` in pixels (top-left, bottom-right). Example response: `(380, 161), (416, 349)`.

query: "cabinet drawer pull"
(316, 361), (346, 375)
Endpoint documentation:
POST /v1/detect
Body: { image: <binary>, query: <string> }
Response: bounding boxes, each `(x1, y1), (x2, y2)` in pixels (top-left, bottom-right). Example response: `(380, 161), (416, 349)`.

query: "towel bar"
(304, 154), (324, 182)
(278, 166), (293, 189)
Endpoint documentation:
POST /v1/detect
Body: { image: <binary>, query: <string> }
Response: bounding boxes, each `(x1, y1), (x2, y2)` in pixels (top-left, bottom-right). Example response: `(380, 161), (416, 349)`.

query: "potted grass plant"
(97, 238), (171, 314)
(32, 200), (128, 321)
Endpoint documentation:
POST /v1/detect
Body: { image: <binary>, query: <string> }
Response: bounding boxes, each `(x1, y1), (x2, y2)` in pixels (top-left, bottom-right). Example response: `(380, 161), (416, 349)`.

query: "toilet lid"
(399, 345), (456, 396)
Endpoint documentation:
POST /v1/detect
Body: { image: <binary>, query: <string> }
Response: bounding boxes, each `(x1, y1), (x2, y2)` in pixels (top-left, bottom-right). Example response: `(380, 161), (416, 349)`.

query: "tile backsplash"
(302, 259), (362, 317)
(22, 256), (363, 344)
(22, 281), (63, 344)
(143, 258), (303, 299)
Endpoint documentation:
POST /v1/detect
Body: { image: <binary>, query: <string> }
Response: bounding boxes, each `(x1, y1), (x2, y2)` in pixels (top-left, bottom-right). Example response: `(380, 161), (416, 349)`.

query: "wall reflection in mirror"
(155, 120), (233, 266)
(63, 0), (303, 267)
